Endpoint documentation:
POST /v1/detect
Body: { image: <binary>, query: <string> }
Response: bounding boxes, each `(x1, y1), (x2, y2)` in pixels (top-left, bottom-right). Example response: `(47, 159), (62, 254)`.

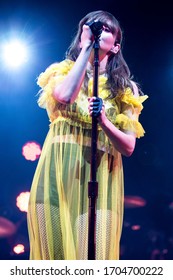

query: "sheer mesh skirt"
(27, 120), (124, 260)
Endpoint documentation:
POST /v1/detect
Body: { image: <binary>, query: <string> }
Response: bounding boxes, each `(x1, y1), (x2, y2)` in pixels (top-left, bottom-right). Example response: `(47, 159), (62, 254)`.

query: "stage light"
(16, 191), (30, 213)
(22, 141), (41, 161)
(2, 39), (28, 68)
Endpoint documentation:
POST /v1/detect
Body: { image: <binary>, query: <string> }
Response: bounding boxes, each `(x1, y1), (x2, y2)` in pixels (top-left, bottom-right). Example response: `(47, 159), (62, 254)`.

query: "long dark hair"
(66, 11), (143, 97)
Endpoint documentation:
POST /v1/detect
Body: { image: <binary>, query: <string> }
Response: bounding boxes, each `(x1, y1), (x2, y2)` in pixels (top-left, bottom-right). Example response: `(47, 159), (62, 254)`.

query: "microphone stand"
(88, 34), (100, 260)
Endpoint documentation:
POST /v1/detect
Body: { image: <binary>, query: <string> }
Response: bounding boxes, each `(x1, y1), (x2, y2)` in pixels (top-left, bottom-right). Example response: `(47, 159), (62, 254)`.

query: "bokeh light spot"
(16, 191), (30, 212)
(22, 141), (41, 161)
(13, 244), (25, 254)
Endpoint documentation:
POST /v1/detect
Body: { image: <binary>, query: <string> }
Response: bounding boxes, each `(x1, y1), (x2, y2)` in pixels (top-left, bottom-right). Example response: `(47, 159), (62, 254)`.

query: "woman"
(27, 10), (148, 260)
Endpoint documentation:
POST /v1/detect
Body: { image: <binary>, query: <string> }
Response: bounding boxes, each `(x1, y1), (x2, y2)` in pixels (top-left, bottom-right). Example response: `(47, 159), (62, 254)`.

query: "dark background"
(0, 0), (173, 260)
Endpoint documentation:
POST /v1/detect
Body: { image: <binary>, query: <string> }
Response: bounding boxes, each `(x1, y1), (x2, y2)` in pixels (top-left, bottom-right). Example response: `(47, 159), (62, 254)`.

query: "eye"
(103, 26), (111, 33)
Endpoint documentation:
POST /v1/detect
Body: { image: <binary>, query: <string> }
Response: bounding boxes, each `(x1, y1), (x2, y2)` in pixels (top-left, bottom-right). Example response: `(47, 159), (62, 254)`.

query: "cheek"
(101, 33), (115, 46)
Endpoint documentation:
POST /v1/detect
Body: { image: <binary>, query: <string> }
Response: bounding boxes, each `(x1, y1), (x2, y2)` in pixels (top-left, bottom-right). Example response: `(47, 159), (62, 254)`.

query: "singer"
(27, 10), (148, 260)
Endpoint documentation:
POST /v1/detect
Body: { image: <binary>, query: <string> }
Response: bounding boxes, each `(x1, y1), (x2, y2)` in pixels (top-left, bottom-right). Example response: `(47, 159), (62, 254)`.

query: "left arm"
(96, 105), (136, 157)
(88, 82), (139, 157)
(99, 114), (136, 157)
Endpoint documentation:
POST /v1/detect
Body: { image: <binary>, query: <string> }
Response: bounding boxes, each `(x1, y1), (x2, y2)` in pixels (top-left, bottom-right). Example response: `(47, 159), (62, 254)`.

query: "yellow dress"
(27, 59), (148, 260)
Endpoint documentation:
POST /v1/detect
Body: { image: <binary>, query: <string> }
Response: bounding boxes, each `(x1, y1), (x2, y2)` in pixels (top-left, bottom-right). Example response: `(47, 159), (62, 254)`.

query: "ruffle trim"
(36, 59), (148, 113)
(116, 88), (148, 112)
(37, 59), (75, 88)
(37, 60), (75, 108)
(36, 59), (148, 138)
(115, 114), (145, 138)
(50, 116), (92, 129)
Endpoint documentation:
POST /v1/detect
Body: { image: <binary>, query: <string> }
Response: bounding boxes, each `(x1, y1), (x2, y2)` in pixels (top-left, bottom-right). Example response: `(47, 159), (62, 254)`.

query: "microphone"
(86, 20), (103, 37)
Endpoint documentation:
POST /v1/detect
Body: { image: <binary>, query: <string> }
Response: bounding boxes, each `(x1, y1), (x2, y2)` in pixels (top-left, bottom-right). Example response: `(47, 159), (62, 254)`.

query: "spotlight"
(2, 39), (28, 68)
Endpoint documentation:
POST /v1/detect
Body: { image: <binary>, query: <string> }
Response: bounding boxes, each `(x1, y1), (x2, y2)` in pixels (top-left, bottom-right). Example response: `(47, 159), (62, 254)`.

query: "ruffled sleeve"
(115, 88), (148, 138)
(37, 59), (75, 109)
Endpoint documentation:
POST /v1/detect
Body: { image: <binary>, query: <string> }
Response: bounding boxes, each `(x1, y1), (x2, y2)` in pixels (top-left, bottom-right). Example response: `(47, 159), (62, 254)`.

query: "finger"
(88, 97), (96, 102)
(89, 111), (93, 116)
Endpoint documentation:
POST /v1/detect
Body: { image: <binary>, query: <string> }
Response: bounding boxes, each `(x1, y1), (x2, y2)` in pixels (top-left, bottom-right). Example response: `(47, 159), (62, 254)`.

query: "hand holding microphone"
(86, 20), (103, 37)
(88, 97), (104, 118)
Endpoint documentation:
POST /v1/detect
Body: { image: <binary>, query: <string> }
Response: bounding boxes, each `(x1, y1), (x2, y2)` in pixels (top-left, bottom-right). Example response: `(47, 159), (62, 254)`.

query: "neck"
(88, 54), (108, 74)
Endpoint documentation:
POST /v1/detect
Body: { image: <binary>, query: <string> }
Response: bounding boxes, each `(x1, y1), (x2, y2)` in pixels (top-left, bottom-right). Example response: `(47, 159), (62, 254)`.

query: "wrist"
(81, 42), (93, 52)
(97, 113), (107, 126)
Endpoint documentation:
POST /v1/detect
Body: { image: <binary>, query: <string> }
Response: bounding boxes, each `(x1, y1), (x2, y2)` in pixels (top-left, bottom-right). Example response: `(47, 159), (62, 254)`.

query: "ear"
(110, 43), (120, 54)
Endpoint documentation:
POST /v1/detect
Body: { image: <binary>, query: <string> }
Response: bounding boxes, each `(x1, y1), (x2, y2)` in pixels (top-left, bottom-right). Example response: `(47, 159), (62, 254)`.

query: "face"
(98, 25), (117, 54)
(79, 20), (120, 58)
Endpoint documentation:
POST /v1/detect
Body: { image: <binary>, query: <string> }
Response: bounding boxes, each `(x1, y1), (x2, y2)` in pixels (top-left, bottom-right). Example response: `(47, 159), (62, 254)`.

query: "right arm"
(53, 25), (94, 104)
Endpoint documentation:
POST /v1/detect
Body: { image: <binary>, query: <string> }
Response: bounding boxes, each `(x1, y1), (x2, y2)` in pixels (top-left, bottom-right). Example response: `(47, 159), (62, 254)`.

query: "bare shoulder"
(130, 81), (139, 97)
